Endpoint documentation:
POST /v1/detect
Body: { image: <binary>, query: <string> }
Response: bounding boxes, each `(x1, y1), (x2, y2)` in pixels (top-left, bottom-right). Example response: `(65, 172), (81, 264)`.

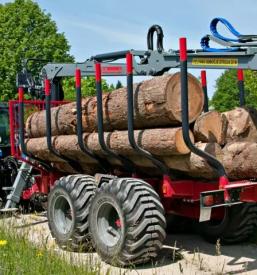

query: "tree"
(116, 80), (123, 89)
(61, 76), (113, 101)
(211, 69), (257, 112)
(0, 0), (74, 101)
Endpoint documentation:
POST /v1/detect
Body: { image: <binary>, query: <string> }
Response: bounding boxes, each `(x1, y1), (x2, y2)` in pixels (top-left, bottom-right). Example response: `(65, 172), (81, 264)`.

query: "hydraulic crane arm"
(16, 17), (257, 100)
(40, 47), (257, 81)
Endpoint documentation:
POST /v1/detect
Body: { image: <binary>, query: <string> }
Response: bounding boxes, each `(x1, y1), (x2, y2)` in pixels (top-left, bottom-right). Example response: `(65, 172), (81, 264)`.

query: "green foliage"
(0, 219), (102, 274)
(0, 0), (74, 101)
(61, 76), (113, 101)
(115, 80), (123, 89)
(211, 69), (257, 112)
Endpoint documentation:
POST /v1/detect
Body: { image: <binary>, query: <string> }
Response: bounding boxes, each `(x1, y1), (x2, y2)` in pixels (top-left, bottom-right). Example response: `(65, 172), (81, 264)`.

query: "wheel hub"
(53, 195), (73, 234)
(97, 202), (122, 247)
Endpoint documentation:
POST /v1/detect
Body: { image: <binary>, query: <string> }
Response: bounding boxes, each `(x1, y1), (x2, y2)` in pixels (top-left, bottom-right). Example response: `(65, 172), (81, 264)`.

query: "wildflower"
(50, 241), (56, 247)
(0, 240), (7, 246)
(37, 252), (43, 257)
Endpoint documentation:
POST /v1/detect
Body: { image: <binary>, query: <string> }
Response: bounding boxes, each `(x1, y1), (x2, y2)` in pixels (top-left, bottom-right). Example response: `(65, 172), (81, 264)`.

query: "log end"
(194, 111), (228, 145)
(223, 106), (257, 143)
(165, 72), (204, 123)
(175, 128), (195, 154)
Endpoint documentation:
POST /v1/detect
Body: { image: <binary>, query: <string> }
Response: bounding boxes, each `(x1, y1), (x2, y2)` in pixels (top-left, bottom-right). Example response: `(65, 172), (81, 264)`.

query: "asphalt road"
(1, 213), (257, 275)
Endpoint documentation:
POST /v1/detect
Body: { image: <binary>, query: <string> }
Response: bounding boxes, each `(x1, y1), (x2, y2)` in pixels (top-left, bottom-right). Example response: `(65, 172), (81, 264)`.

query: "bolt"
(148, 69), (156, 76)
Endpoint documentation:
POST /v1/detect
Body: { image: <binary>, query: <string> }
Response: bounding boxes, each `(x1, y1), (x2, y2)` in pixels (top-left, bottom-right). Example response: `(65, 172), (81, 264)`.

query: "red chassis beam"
(144, 178), (257, 219)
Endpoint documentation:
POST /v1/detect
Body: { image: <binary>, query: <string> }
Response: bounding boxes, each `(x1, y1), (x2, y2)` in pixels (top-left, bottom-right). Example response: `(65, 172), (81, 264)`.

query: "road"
(1, 213), (257, 275)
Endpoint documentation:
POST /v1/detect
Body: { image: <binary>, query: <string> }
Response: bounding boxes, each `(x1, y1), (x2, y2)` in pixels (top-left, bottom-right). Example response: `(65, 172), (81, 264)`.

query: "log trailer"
(5, 18), (257, 265)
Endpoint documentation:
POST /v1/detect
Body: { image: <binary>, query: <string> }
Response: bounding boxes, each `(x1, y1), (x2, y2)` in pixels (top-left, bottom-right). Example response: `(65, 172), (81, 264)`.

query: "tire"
(88, 178), (166, 266)
(195, 203), (257, 244)
(47, 174), (96, 252)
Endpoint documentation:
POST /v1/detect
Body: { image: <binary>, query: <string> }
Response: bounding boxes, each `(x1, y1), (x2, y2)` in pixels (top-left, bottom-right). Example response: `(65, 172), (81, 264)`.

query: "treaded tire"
(47, 174), (96, 252)
(88, 178), (166, 266)
(195, 203), (257, 244)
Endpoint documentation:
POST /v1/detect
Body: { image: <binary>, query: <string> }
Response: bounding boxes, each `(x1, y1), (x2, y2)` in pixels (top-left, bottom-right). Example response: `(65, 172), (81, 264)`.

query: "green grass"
(0, 218), (105, 275)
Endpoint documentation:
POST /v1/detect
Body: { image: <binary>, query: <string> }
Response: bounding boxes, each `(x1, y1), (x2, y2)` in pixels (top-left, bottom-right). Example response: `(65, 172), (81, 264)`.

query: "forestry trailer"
(5, 18), (257, 266)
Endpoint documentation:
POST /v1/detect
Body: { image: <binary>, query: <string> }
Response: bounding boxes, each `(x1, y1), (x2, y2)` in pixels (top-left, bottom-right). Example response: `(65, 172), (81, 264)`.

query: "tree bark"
(223, 107), (257, 143)
(193, 111), (228, 145)
(40, 142), (257, 180)
(25, 135), (220, 175)
(25, 72), (204, 138)
(24, 127), (194, 162)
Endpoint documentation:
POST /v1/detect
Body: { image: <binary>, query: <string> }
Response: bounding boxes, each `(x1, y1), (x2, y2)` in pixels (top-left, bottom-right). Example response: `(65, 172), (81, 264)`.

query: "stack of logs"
(24, 72), (257, 180)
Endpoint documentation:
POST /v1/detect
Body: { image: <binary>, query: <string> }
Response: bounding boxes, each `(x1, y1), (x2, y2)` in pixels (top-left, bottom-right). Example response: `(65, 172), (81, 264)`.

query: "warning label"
(192, 58), (238, 66)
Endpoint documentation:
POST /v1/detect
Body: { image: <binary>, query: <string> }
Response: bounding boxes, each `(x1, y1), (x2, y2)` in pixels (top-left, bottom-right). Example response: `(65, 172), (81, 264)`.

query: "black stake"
(179, 37), (227, 178)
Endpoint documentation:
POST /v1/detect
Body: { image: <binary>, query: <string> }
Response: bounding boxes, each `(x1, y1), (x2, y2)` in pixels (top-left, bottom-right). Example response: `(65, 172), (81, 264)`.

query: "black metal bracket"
(126, 53), (171, 177)
(75, 69), (113, 174)
(18, 88), (54, 173)
(95, 63), (137, 175)
(45, 79), (84, 174)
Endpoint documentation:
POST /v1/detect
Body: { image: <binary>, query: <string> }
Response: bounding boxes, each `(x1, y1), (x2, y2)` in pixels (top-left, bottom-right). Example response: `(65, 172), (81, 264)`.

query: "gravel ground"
(1, 213), (257, 275)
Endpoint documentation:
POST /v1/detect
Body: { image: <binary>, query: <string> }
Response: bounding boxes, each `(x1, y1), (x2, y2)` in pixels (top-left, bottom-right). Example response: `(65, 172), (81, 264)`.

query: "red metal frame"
(9, 99), (70, 199)
(143, 177), (257, 218)
(9, 99), (70, 171)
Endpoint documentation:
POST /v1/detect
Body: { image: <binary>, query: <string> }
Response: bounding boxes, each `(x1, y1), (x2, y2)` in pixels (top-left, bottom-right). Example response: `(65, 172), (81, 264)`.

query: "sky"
(1, 0), (257, 99)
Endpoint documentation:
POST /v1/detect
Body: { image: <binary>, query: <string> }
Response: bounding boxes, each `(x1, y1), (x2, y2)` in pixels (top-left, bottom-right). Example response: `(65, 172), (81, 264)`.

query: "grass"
(0, 216), (104, 275)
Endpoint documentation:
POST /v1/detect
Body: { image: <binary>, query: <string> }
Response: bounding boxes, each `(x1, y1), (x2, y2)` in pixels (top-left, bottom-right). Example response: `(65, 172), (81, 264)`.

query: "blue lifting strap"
(210, 17), (242, 42)
(201, 17), (242, 52)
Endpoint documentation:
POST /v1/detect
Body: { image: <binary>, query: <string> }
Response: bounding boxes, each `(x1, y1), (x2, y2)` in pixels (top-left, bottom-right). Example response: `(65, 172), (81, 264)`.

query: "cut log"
(223, 107), (257, 143)
(24, 127), (194, 163)
(222, 142), (257, 180)
(193, 111), (228, 145)
(85, 127), (194, 156)
(25, 72), (204, 138)
(25, 134), (220, 175)
(44, 142), (257, 181)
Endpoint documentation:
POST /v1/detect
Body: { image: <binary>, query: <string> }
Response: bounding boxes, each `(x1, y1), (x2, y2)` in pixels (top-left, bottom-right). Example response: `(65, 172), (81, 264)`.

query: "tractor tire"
(88, 178), (166, 266)
(47, 174), (96, 252)
(195, 203), (257, 244)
